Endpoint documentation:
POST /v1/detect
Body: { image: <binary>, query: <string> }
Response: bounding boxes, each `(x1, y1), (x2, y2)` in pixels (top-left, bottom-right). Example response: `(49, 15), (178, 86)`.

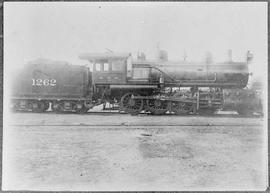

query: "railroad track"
(10, 123), (262, 127)
(10, 110), (263, 118)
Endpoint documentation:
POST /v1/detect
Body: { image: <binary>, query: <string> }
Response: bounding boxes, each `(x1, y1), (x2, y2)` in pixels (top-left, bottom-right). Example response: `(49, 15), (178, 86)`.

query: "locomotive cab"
(79, 53), (159, 85)
(79, 53), (159, 107)
(82, 53), (130, 85)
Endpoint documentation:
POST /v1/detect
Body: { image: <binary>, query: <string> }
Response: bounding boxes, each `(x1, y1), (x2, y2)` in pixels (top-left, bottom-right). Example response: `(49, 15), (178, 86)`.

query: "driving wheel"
(120, 93), (143, 115)
(147, 99), (168, 115)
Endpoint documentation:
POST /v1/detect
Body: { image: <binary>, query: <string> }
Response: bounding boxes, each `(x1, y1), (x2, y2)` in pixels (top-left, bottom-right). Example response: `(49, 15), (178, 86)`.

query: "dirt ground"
(2, 113), (268, 191)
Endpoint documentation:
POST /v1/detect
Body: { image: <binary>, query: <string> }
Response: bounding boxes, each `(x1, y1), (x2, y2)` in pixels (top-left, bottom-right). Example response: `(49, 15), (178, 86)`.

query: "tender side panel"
(12, 63), (90, 99)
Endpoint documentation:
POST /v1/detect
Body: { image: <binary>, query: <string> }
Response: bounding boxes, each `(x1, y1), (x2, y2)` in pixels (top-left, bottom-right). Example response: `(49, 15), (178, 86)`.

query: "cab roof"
(79, 53), (130, 61)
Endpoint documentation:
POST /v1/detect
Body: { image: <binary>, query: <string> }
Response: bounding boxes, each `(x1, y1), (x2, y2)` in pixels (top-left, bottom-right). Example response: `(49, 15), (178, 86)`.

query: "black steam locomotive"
(10, 51), (262, 115)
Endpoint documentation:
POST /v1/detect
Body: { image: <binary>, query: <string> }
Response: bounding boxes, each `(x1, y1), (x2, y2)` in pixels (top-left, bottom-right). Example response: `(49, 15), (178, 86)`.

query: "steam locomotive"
(10, 51), (262, 115)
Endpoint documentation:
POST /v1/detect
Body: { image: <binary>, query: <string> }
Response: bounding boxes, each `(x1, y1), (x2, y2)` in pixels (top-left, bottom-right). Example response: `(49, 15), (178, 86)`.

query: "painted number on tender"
(32, 79), (56, 86)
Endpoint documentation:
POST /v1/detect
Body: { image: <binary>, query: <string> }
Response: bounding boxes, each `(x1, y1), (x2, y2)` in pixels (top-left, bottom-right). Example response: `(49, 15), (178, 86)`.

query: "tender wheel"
(29, 101), (46, 113)
(146, 99), (167, 115)
(16, 100), (29, 111)
(120, 93), (143, 115)
(52, 102), (64, 113)
(76, 106), (89, 113)
(44, 101), (50, 111)
(10, 100), (20, 112)
(74, 102), (89, 113)
(171, 101), (193, 115)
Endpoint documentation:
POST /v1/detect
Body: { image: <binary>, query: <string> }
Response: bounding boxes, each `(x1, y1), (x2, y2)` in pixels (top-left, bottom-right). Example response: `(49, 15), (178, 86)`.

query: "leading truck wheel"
(237, 105), (254, 116)
(171, 101), (193, 115)
(120, 93), (143, 115)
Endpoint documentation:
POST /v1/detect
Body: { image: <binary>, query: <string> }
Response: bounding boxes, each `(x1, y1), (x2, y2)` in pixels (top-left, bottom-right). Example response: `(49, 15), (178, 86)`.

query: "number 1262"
(32, 79), (56, 86)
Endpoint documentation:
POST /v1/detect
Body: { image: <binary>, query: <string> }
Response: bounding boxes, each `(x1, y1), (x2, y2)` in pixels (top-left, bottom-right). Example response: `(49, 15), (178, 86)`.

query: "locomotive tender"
(11, 62), (93, 113)
(10, 51), (261, 115)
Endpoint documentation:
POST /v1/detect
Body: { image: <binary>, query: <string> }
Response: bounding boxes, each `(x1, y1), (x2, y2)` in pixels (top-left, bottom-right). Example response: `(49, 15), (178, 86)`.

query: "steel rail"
(9, 124), (262, 127)
(9, 111), (263, 118)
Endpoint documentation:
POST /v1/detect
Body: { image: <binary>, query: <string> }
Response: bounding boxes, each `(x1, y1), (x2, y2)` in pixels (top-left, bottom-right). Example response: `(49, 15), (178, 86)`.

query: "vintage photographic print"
(2, 2), (268, 191)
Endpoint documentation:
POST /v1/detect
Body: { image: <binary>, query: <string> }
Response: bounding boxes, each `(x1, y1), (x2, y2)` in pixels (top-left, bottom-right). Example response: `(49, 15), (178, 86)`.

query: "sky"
(4, 2), (268, 80)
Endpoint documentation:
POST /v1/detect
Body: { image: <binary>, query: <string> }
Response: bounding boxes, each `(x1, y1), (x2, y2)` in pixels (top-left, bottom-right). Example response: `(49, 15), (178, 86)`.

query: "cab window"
(95, 63), (101, 71)
(104, 63), (109, 71)
(133, 67), (150, 79)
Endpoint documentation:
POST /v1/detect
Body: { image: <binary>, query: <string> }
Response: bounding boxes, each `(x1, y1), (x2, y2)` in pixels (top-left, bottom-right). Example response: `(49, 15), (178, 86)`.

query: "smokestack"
(155, 42), (168, 61)
(137, 52), (146, 60)
(158, 50), (168, 61)
(246, 50), (253, 64)
(205, 52), (213, 64)
(228, 49), (232, 62)
(183, 50), (187, 61)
